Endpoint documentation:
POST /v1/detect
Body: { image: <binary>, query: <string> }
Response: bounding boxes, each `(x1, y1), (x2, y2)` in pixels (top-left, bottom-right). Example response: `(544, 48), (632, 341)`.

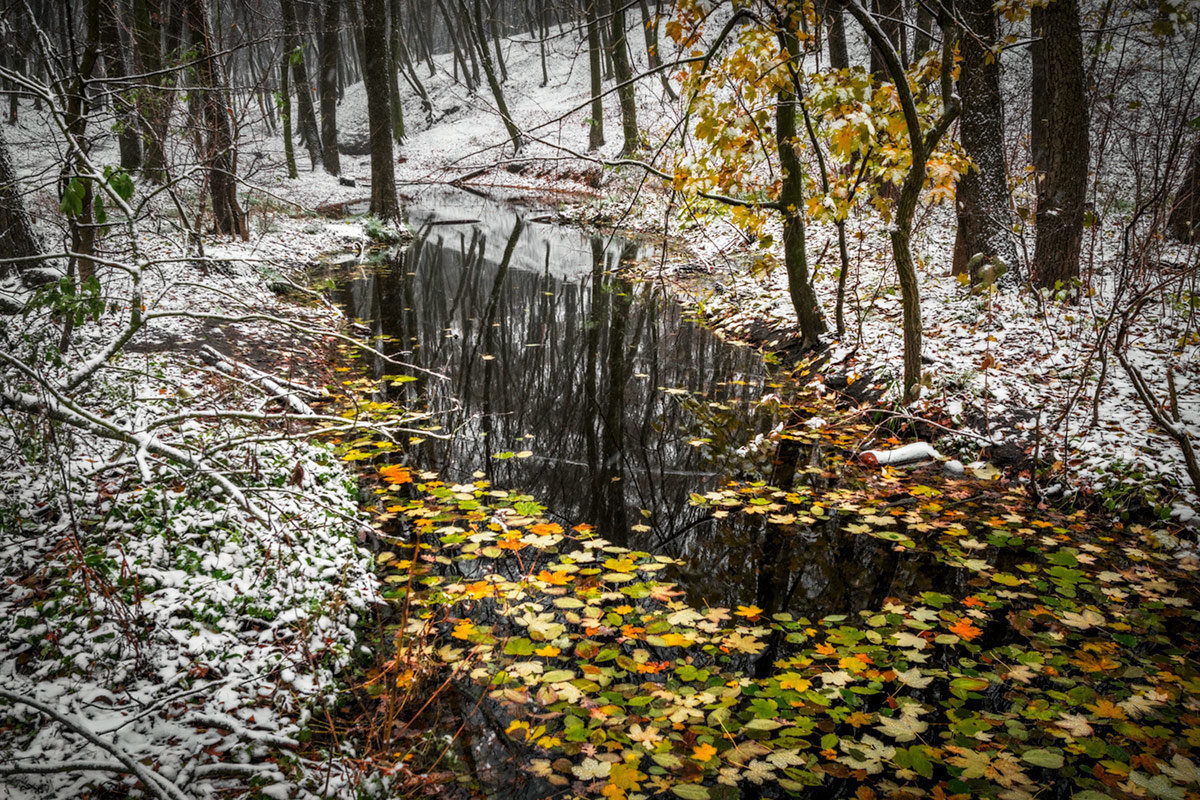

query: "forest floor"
(1, 11), (1199, 800)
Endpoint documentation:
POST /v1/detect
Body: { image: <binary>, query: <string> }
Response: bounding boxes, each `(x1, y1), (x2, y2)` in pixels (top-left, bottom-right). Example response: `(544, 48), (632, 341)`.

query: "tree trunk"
(436, 0), (477, 91)
(1168, 138), (1200, 243)
(280, 0), (325, 170)
(953, 0), (1017, 282)
(185, 0), (248, 239)
(638, 0), (678, 100)
(1031, 0), (1088, 291)
(827, 2), (849, 70)
(467, 0), (522, 153)
(843, 0), (960, 401)
(0, 123), (42, 277)
(319, 0), (342, 175)
(608, 0), (640, 156)
(362, 0), (398, 217)
(388, 0), (407, 142)
(98, 1), (142, 171)
(913, 1), (933, 58)
(869, 0), (903, 82)
(132, 0), (175, 183)
(584, 0), (605, 150)
(776, 29), (826, 349)
(281, 52), (299, 179)
(488, 0), (507, 82)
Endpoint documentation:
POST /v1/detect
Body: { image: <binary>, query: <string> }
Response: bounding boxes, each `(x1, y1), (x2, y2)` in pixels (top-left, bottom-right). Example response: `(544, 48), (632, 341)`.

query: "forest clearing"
(1, 0), (1199, 798)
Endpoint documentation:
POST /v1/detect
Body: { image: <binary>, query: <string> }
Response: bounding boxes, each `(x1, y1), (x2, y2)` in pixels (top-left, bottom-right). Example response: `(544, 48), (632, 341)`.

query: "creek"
(332, 188), (949, 622)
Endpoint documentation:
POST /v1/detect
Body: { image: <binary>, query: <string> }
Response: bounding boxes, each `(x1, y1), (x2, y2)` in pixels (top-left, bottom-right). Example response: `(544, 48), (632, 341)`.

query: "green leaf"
(503, 638), (534, 656)
(1022, 748), (1064, 769)
(671, 784), (710, 800)
(542, 669), (575, 683)
(60, 177), (86, 217)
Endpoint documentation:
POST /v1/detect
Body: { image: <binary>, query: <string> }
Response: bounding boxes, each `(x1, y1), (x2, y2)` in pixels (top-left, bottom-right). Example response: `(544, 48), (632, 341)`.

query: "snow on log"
(198, 345), (316, 416)
(859, 442), (943, 467)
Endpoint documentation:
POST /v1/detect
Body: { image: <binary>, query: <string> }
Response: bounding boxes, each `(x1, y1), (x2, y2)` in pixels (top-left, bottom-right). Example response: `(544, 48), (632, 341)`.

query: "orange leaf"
(948, 617), (983, 641)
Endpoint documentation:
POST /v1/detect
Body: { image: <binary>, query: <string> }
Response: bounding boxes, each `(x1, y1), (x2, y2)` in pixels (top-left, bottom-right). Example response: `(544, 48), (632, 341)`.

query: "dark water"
(335, 188), (948, 619)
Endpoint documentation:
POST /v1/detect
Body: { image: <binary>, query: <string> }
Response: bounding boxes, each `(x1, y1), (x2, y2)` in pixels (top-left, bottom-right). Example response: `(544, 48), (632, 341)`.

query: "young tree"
(362, 0), (399, 216)
(953, 0), (1017, 282)
(584, 0), (605, 150)
(464, 0), (522, 153)
(280, 0), (325, 170)
(1031, 0), (1088, 291)
(841, 0), (960, 400)
(608, 0), (641, 155)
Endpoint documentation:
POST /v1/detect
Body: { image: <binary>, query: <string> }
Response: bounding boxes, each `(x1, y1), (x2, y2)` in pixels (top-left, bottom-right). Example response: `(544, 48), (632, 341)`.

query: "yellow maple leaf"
(692, 742), (718, 762)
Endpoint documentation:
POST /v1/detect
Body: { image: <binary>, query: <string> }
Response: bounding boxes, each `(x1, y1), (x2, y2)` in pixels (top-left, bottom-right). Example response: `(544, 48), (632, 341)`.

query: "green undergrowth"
(349, 400), (1200, 800)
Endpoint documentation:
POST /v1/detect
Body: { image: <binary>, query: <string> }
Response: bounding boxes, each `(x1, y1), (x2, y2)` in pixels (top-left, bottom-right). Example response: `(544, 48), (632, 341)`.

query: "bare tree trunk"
(638, 0), (678, 100)
(607, 0), (640, 156)
(584, 0), (605, 150)
(1031, 0), (1088, 291)
(186, 0), (248, 239)
(953, 0), (1017, 281)
(436, 0), (477, 91)
(98, 1), (142, 170)
(776, 28), (826, 349)
(913, 1), (933, 57)
(132, 0), (175, 183)
(0, 123), (42, 277)
(362, 0), (398, 217)
(280, 52), (299, 179)
(826, 1), (849, 70)
(281, 0), (325, 170)
(388, 0), (407, 142)
(466, 0), (521, 152)
(1168, 138), (1200, 243)
(488, 0), (507, 82)
(319, 0), (342, 175)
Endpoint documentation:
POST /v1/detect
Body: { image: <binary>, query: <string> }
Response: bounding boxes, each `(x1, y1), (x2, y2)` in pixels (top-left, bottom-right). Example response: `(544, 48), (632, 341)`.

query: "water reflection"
(335, 190), (949, 622)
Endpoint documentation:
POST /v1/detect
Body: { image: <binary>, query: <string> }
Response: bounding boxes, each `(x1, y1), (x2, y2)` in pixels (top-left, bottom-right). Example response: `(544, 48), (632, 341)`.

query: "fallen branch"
(0, 689), (191, 800)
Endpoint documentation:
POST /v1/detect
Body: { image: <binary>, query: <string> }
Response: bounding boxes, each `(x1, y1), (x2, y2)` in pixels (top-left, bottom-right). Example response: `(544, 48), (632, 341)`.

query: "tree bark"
(608, 0), (640, 156)
(0, 123), (42, 277)
(826, 2), (849, 70)
(98, 1), (142, 171)
(132, 0), (175, 183)
(280, 52), (299, 179)
(953, 0), (1017, 282)
(584, 0), (605, 150)
(388, 0), (407, 142)
(869, 0), (903, 82)
(185, 0), (248, 239)
(638, 0), (678, 100)
(1031, 0), (1088, 291)
(362, 0), (398, 217)
(1168, 138), (1200, 243)
(776, 28), (826, 349)
(280, 0), (325, 169)
(467, 0), (522, 153)
(319, 0), (342, 175)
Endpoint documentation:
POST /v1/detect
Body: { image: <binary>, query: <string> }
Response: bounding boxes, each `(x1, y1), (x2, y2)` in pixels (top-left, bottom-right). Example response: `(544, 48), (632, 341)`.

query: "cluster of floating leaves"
(359, 417), (1200, 799)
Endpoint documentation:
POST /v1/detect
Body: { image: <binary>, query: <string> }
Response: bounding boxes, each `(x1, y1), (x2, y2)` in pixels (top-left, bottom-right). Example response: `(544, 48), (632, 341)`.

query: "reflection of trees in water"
(337, 212), (958, 625)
